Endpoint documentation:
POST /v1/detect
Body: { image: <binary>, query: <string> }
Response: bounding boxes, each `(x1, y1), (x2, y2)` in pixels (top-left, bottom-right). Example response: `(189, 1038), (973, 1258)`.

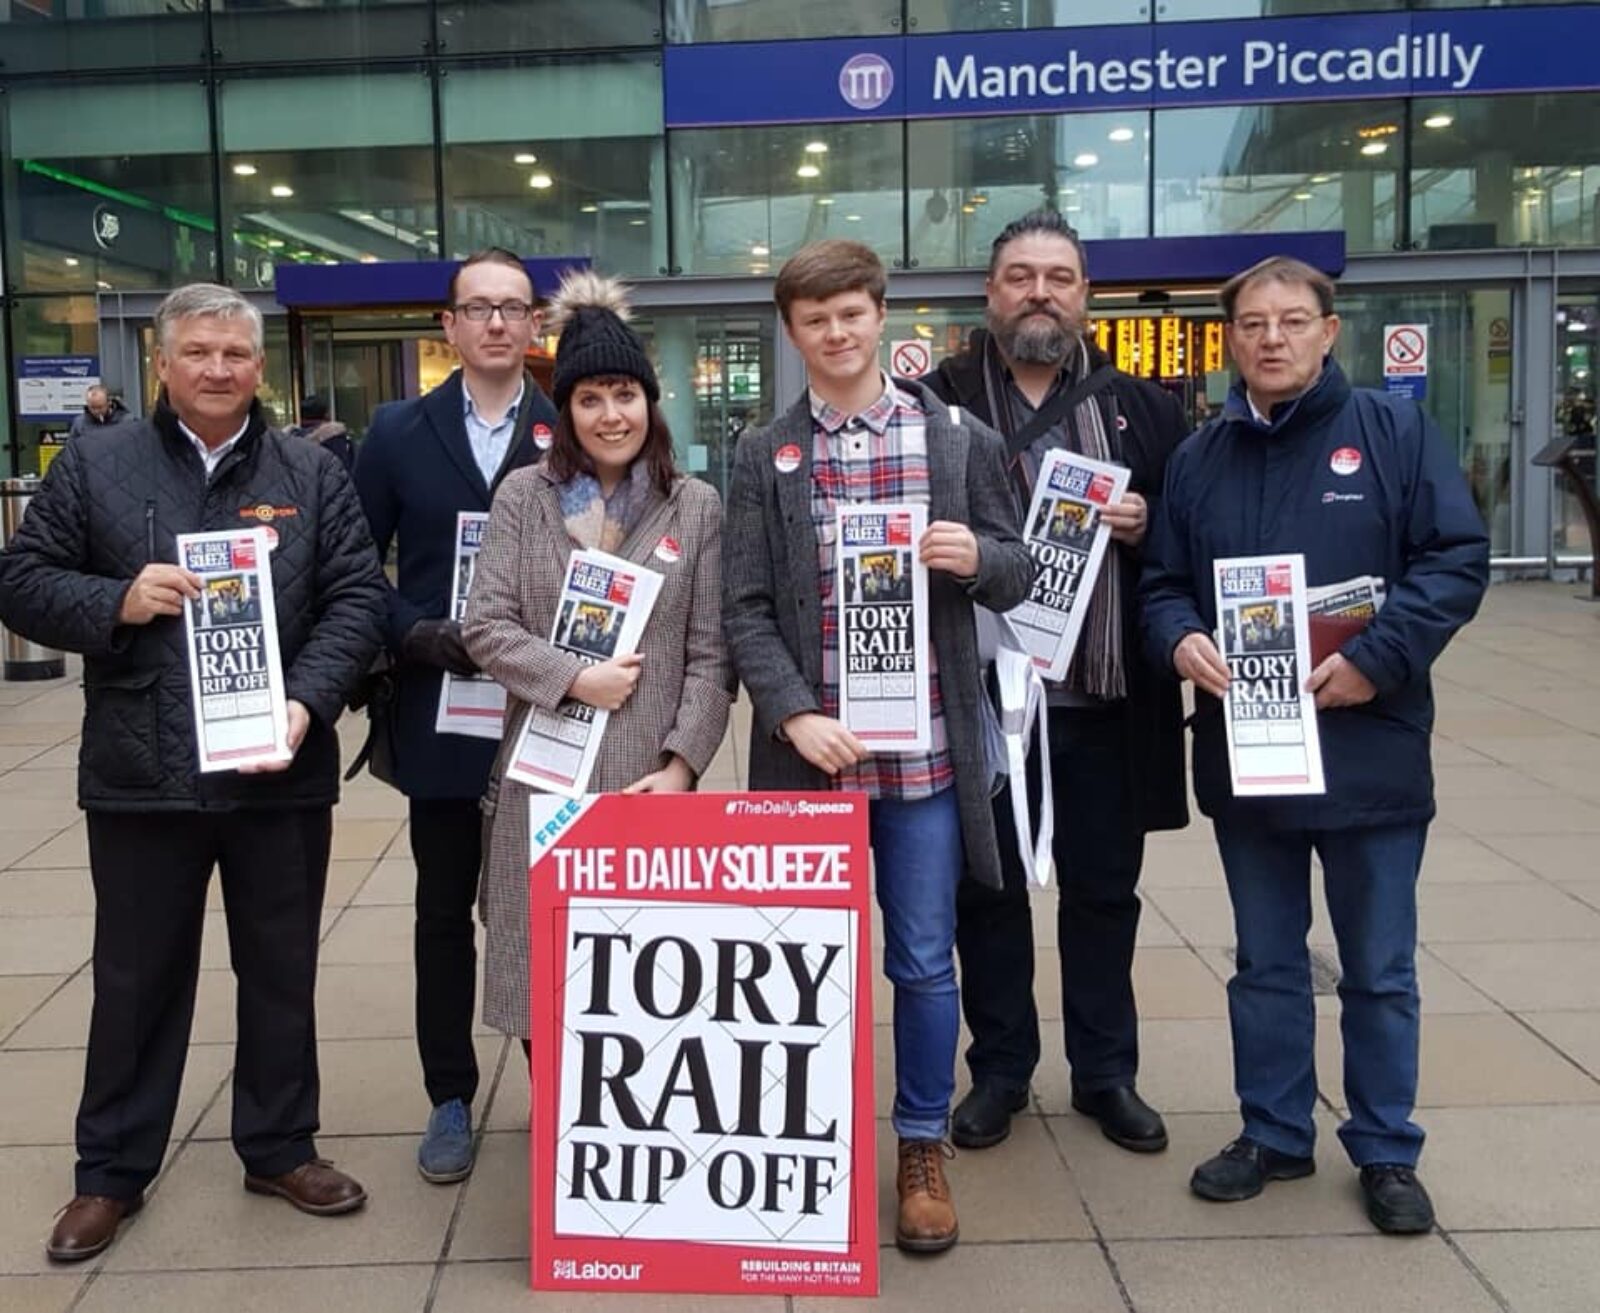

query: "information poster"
(527, 792), (878, 1299)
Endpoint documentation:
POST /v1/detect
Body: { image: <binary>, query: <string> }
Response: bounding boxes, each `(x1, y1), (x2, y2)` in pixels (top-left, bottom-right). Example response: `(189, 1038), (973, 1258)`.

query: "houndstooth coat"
(462, 465), (734, 1037)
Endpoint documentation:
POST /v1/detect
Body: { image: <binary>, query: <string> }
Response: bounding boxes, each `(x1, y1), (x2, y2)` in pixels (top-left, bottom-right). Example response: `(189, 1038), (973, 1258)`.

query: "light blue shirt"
(461, 379), (525, 487)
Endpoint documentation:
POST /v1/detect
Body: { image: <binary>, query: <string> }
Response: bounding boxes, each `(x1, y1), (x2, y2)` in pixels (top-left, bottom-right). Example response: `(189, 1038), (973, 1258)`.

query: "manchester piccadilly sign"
(665, 5), (1600, 127)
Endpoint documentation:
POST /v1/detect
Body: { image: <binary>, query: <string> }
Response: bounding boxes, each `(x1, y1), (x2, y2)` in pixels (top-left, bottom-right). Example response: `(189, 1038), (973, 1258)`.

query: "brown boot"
(895, 1138), (958, 1254)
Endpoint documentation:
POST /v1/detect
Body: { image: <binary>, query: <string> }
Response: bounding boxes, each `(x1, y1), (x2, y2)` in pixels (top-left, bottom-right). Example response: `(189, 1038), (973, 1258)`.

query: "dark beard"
(989, 306), (1079, 366)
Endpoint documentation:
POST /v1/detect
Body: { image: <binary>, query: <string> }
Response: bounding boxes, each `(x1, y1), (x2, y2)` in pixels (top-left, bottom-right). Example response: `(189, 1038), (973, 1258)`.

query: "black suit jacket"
(926, 330), (1191, 834)
(353, 369), (558, 800)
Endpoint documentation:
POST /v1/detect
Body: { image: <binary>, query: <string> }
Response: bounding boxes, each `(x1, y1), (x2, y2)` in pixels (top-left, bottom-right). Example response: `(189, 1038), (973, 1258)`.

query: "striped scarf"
(982, 334), (1126, 700)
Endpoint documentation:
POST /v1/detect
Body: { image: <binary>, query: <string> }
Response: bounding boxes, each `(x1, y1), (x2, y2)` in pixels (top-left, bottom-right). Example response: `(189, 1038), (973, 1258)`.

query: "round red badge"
(532, 422), (554, 451)
(774, 443), (802, 474)
(262, 526), (280, 552)
(654, 536), (682, 565)
(1330, 447), (1362, 476)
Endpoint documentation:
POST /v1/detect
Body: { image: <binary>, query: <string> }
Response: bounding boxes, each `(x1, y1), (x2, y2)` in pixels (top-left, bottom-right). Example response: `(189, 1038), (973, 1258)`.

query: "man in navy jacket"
(353, 248), (557, 1182)
(1140, 256), (1489, 1235)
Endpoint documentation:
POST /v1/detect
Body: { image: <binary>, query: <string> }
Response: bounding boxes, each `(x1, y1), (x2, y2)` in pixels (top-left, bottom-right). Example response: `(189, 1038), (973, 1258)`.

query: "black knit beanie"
(549, 271), (660, 410)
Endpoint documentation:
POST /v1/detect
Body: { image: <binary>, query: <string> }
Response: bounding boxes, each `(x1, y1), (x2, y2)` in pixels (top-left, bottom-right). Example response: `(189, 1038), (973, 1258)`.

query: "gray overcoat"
(720, 378), (1034, 887)
(462, 466), (734, 1035)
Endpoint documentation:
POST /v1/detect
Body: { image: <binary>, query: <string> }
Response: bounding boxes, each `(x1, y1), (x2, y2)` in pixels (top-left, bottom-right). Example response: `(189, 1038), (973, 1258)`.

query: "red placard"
(527, 792), (878, 1298)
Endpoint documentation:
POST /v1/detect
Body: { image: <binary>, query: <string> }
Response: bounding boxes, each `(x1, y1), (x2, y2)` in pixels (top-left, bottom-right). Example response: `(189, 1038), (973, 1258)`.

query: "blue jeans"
(1213, 819), (1428, 1168)
(871, 787), (964, 1142)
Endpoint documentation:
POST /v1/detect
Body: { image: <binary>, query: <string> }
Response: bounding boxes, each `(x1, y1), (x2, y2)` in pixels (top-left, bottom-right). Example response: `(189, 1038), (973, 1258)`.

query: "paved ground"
(2, 581), (1598, 1312)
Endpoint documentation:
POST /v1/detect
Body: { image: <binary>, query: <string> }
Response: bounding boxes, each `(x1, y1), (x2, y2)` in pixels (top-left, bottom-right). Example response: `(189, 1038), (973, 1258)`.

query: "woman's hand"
(622, 754), (696, 794)
(568, 652), (644, 711)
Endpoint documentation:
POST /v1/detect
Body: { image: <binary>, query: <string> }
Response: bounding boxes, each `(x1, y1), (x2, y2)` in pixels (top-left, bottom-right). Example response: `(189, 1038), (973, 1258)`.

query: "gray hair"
(154, 283), (265, 355)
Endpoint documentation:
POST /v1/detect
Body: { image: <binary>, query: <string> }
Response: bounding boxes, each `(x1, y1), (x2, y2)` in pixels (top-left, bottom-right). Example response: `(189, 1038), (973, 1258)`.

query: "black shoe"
(1070, 1084), (1169, 1154)
(950, 1081), (1029, 1149)
(1360, 1164), (1435, 1235)
(1190, 1137), (1315, 1202)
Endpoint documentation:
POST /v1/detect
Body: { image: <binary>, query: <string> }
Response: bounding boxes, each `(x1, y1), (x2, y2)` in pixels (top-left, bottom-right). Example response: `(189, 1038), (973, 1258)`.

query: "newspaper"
(1306, 574), (1385, 668)
(505, 548), (663, 798)
(1214, 553), (1326, 797)
(835, 503), (931, 753)
(178, 527), (291, 773)
(435, 512), (506, 739)
(1010, 450), (1130, 680)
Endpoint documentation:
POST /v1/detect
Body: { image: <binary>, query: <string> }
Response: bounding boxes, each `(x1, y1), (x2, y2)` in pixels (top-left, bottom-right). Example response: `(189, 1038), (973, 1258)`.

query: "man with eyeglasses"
(353, 247), (558, 1183)
(1141, 256), (1489, 1235)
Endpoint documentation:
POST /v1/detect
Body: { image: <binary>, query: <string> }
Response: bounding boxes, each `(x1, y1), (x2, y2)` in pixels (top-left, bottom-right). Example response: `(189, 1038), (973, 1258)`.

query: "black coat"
(352, 369), (557, 800)
(0, 398), (386, 811)
(926, 329), (1191, 834)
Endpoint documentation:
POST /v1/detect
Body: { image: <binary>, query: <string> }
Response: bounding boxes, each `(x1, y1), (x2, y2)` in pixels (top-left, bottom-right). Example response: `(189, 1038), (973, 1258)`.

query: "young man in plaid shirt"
(722, 240), (1033, 1253)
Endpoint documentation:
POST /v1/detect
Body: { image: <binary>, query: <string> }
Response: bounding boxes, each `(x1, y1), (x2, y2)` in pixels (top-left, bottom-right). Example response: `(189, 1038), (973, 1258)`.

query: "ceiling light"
(1567, 319), (1586, 331)
(1064, 204), (1082, 213)
(1073, 152), (1099, 168)
(529, 173), (553, 189)
(359, 254), (378, 263)
(1422, 113), (1454, 130)
(265, 239), (284, 249)
(915, 306), (931, 313)
(1360, 142), (1389, 156)
(270, 184), (295, 197)
(1569, 168), (1585, 179)
(751, 244), (770, 256)
(580, 203), (599, 213)
(1310, 174), (1334, 184)
(1293, 191), (1313, 200)
(962, 204), (977, 213)
(817, 197), (835, 206)
(63, 257), (79, 266)
(1062, 188), (1077, 197)
(232, 162), (258, 177)
(971, 194), (988, 205)
(804, 141), (829, 154)
(514, 152), (538, 164)
(796, 164), (821, 179)
(96, 280), (112, 290)
(629, 218), (646, 226)
(845, 213), (862, 222)
(1108, 127), (1134, 143)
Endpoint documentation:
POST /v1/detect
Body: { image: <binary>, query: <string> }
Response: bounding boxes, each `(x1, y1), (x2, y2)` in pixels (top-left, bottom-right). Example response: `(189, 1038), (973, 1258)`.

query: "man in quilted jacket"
(0, 283), (386, 1262)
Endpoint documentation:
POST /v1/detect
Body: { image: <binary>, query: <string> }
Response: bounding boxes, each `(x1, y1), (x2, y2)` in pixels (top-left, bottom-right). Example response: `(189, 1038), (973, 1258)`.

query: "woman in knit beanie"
(460, 269), (733, 1044)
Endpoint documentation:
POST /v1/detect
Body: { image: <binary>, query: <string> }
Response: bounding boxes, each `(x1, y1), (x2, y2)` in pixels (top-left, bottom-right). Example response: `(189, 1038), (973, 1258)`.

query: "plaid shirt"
(810, 375), (953, 801)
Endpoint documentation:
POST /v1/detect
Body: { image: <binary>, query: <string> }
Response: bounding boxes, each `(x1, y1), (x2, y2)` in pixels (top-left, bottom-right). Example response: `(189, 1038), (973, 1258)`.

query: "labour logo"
(839, 53), (894, 111)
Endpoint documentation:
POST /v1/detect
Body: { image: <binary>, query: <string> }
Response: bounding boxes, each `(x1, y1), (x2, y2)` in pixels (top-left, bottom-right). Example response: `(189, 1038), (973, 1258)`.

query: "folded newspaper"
(1306, 573), (1386, 667)
(505, 548), (663, 797)
(1214, 553), (1326, 797)
(436, 511), (507, 740)
(178, 527), (291, 773)
(1010, 449), (1129, 681)
(835, 503), (931, 753)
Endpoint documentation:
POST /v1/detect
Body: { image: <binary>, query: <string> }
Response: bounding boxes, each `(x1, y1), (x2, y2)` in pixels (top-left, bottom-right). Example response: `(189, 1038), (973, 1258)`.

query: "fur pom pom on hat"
(548, 269), (659, 410)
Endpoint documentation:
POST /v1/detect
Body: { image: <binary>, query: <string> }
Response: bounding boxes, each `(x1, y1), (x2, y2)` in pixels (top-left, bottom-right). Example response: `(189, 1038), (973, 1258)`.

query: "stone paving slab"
(0, 584), (1594, 1310)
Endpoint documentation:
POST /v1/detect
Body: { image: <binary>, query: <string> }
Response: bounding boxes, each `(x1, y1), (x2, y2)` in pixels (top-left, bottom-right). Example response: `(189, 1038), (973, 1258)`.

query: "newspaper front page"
(505, 549), (663, 798)
(178, 527), (291, 772)
(1214, 553), (1326, 797)
(1010, 450), (1131, 680)
(1306, 574), (1385, 666)
(835, 503), (931, 753)
(435, 511), (507, 740)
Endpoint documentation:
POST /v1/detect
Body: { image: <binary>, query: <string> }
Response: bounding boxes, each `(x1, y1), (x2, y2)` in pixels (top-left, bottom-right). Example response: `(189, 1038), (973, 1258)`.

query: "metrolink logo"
(838, 52), (893, 110)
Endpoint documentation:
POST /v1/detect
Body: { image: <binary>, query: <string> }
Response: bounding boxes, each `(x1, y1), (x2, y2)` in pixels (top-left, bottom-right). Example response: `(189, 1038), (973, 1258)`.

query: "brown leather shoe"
(244, 1159), (367, 1216)
(46, 1193), (143, 1263)
(895, 1138), (958, 1254)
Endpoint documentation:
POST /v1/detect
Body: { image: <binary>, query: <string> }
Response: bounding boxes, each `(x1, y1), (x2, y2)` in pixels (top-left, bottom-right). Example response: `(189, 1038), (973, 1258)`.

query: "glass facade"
(0, 1), (1594, 567)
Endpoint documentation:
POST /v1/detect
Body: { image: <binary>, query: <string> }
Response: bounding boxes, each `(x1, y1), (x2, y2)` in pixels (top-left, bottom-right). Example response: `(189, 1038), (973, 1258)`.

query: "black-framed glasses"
(453, 300), (534, 322)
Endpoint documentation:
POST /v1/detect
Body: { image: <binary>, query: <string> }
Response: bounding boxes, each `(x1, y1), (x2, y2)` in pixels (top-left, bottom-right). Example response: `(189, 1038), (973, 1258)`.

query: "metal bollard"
(0, 477), (66, 680)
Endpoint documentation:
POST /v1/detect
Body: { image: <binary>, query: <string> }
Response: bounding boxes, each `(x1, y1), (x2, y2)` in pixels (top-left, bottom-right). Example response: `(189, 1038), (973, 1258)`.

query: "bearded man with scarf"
(923, 211), (1191, 1156)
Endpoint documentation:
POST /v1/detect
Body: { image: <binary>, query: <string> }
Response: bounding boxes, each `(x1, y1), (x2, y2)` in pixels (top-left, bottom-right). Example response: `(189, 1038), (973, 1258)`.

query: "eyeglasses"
(1230, 312), (1325, 339)
(453, 300), (534, 322)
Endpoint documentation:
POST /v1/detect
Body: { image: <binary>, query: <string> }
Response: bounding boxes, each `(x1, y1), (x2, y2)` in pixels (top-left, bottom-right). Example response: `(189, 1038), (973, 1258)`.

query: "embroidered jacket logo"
(240, 504), (299, 523)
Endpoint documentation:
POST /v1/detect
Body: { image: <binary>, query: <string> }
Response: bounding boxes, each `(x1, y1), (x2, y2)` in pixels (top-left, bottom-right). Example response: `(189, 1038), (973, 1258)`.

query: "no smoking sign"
(1382, 323), (1428, 402)
(889, 339), (931, 378)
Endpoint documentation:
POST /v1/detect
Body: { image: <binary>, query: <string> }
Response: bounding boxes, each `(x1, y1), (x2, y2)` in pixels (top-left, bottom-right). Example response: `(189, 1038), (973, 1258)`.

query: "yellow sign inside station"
(1091, 315), (1225, 381)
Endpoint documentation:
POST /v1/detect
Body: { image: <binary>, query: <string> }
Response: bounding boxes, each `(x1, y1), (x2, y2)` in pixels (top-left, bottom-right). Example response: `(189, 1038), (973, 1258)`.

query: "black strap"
(1004, 363), (1117, 463)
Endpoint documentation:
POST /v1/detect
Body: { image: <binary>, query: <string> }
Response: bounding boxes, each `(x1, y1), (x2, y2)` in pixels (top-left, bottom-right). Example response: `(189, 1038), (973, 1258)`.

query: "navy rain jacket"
(1139, 358), (1490, 831)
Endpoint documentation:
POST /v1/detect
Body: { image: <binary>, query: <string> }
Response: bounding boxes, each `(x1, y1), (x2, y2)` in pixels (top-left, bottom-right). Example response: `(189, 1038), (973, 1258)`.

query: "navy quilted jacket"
(0, 398), (386, 811)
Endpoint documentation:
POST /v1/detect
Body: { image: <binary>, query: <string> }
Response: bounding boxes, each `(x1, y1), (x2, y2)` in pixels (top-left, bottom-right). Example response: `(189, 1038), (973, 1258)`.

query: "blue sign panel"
(273, 256), (588, 310)
(665, 5), (1600, 128)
